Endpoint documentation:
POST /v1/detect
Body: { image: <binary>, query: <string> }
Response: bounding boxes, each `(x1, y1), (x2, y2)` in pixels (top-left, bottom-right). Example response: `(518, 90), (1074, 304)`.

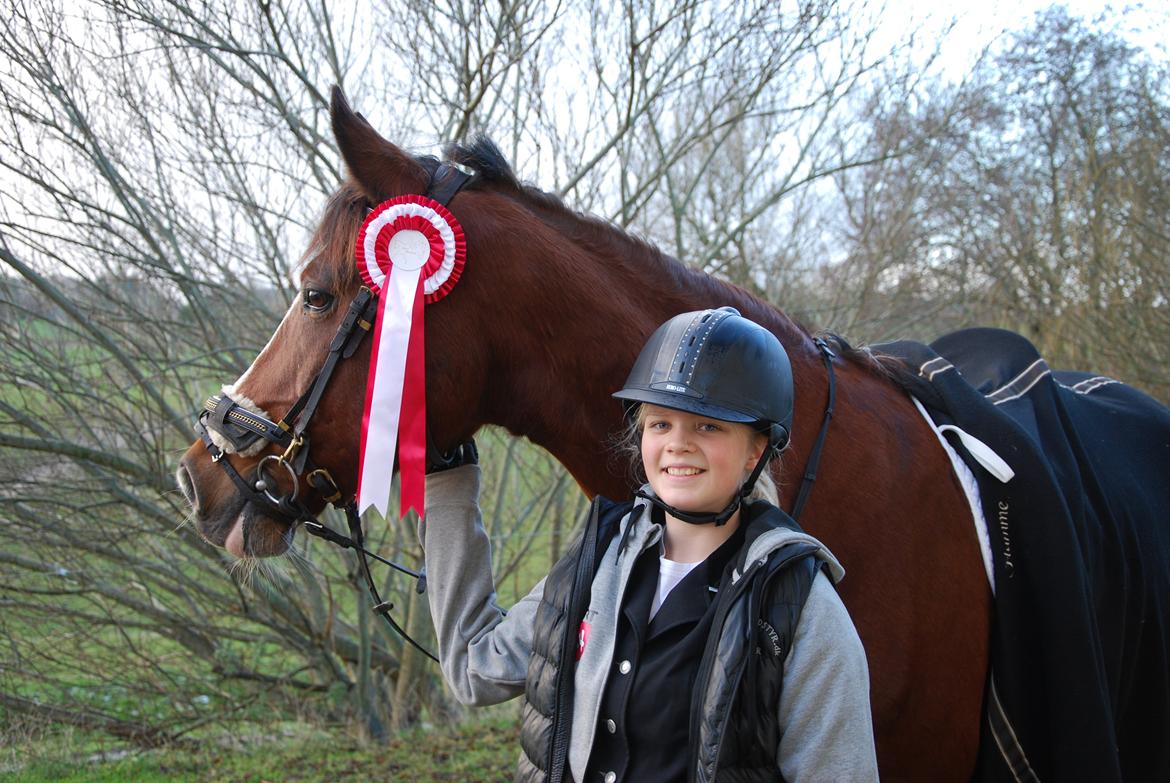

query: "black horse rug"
(876, 327), (1170, 782)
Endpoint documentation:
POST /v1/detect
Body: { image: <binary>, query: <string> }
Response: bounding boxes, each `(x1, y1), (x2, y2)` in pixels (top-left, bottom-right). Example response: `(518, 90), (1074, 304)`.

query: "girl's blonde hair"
(616, 405), (781, 507)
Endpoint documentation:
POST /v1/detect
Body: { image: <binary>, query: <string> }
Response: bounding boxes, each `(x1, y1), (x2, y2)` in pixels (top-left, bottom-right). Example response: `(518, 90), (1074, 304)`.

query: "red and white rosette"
(355, 195), (466, 518)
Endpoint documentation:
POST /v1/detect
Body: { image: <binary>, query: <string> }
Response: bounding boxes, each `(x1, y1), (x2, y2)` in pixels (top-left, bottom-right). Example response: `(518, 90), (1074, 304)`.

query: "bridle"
(194, 162), (474, 664)
(197, 285), (375, 516)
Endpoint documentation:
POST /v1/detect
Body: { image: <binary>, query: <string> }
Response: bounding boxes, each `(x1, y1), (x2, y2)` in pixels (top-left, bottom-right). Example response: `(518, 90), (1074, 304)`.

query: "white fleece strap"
(934, 424), (1015, 483)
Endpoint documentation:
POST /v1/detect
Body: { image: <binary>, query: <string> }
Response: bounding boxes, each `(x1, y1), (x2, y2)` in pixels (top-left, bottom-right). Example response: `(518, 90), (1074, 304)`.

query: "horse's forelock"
(300, 181), (368, 291)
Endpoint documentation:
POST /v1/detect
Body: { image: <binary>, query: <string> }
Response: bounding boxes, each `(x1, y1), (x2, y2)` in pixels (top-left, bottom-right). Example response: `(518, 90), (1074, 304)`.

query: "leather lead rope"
(789, 337), (836, 521)
(343, 506), (439, 663)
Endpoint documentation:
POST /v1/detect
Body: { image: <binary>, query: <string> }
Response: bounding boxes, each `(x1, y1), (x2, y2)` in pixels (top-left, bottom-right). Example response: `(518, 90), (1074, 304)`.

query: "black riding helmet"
(613, 307), (794, 525)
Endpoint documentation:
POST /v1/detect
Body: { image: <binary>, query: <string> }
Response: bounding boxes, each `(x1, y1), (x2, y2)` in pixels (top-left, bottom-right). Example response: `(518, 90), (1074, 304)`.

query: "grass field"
(5, 713), (520, 782)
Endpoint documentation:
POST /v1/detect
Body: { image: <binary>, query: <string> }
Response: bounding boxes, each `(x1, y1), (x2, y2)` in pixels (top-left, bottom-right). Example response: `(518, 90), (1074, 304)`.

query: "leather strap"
(427, 162), (474, 207)
(789, 337), (836, 521)
(280, 287), (377, 436)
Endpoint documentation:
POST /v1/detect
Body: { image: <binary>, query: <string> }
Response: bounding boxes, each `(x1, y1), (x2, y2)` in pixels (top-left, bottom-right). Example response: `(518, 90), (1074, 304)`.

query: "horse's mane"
(446, 137), (817, 341)
(305, 137), (908, 382)
(818, 332), (920, 391)
(446, 139), (919, 383)
(449, 138), (714, 294)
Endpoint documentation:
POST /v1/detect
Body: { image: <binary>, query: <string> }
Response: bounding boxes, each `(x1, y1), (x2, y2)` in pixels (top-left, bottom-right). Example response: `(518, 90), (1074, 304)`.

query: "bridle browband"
(195, 162), (474, 665)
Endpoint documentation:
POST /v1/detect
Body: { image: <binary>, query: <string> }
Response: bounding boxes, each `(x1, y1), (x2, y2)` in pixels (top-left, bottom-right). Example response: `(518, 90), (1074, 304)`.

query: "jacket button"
(604, 772), (616, 783)
(618, 660), (631, 674)
(606, 718), (617, 734)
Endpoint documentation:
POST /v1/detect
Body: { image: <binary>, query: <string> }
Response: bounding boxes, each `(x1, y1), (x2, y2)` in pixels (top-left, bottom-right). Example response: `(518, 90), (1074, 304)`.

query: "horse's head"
(178, 87), (743, 557)
(177, 88), (514, 557)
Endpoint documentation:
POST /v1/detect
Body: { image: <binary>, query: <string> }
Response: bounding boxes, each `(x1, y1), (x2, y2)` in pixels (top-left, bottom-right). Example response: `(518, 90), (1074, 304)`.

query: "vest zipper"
(548, 499), (601, 783)
(686, 542), (819, 783)
(687, 555), (760, 783)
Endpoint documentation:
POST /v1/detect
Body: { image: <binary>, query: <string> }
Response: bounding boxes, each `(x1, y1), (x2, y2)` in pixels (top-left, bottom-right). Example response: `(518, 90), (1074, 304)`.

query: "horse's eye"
(303, 288), (334, 313)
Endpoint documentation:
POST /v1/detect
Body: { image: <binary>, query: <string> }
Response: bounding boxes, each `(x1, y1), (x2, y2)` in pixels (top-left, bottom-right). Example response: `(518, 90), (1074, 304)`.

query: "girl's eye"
(303, 288), (334, 313)
(698, 422), (721, 433)
(647, 420), (669, 431)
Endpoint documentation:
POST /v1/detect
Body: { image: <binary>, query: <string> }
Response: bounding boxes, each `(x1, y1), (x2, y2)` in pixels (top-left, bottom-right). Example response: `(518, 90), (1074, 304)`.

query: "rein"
(790, 337), (837, 521)
(195, 162), (474, 665)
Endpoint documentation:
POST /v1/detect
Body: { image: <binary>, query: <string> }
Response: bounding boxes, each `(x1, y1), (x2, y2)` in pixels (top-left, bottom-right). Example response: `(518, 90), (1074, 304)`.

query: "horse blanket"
(876, 327), (1170, 782)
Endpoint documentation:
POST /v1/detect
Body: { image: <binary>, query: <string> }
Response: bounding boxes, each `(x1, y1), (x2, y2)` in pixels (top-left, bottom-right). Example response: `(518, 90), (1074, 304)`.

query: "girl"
(421, 307), (878, 782)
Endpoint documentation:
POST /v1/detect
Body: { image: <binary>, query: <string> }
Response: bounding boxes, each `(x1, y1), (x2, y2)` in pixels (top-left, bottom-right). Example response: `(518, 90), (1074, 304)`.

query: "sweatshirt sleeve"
(419, 464), (540, 706)
(776, 571), (880, 782)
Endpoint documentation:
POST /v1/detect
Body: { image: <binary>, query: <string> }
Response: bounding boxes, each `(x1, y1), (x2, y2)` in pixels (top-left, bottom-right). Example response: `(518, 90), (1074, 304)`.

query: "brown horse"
(178, 89), (991, 780)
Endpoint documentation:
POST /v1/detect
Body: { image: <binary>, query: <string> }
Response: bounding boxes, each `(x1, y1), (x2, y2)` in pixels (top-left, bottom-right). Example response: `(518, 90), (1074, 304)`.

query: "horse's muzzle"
(178, 447), (296, 557)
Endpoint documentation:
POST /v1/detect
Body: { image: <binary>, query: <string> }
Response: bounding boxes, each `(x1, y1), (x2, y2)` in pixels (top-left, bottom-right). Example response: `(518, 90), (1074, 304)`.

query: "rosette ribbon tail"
(357, 264), (422, 517)
(397, 275), (427, 518)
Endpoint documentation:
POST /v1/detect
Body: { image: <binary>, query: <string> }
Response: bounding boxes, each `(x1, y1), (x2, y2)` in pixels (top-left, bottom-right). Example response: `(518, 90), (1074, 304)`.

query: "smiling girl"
(421, 308), (878, 782)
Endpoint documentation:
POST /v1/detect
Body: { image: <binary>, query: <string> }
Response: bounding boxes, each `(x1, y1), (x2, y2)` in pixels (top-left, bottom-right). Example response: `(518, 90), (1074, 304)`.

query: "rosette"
(354, 195), (466, 517)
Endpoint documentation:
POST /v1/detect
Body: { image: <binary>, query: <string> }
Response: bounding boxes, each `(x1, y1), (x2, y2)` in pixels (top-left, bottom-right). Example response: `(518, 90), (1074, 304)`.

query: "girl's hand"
(427, 440), (478, 473)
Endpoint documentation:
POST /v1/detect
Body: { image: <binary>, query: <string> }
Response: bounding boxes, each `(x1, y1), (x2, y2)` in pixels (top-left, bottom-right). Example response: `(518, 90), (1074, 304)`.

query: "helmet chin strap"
(636, 428), (782, 527)
(635, 488), (744, 527)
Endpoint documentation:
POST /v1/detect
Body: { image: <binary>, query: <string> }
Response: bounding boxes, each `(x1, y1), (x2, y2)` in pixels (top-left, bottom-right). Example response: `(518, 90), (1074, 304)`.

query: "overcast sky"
(902, 0), (1167, 78)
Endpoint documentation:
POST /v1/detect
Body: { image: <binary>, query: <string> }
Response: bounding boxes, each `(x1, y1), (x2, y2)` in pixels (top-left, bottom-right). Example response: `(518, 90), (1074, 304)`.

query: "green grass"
(5, 714), (520, 782)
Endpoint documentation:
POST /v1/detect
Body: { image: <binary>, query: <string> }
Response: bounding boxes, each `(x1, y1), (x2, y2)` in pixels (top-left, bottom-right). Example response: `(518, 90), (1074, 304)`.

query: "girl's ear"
(330, 86), (429, 201)
(746, 431), (768, 470)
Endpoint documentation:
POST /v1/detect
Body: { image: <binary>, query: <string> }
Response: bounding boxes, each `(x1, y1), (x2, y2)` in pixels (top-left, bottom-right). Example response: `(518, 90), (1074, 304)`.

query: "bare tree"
(0, 0), (991, 749)
(809, 8), (1169, 402)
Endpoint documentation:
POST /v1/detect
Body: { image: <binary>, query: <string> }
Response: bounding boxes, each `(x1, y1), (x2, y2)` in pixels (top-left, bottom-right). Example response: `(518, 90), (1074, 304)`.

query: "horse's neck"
(487, 235), (822, 499)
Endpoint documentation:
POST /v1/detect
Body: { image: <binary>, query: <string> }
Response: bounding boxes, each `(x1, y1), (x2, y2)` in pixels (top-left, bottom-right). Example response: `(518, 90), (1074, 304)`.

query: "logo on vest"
(577, 620), (591, 660)
(756, 618), (783, 657)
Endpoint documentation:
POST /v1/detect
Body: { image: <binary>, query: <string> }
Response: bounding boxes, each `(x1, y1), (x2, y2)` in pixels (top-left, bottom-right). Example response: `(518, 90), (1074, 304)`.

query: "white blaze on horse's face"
(233, 296), (300, 393)
(209, 297), (301, 458)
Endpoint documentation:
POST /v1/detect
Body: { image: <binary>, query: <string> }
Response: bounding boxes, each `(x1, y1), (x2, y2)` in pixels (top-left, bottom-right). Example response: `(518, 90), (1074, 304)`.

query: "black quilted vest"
(516, 498), (817, 783)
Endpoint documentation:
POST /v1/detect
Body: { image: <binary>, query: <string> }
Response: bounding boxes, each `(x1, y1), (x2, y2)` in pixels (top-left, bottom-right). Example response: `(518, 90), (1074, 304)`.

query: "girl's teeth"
(666, 467), (701, 476)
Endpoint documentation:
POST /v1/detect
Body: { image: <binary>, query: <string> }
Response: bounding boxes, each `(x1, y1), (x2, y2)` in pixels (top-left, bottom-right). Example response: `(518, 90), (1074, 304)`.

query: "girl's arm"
(420, 464), (543, 706)
(776, 572), (880, 782)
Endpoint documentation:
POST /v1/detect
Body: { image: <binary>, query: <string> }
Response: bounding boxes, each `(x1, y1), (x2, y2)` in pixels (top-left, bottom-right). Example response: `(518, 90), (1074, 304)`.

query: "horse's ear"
(330, 86), (429, 200)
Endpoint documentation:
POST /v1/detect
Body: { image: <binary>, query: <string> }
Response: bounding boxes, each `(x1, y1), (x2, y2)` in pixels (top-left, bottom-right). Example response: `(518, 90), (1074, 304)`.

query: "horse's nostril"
(176, 463), (199, 510)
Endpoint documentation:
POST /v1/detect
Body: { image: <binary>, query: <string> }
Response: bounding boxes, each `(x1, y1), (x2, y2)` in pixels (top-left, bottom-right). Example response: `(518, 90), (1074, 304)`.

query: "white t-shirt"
(650, 556), (702, 620)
